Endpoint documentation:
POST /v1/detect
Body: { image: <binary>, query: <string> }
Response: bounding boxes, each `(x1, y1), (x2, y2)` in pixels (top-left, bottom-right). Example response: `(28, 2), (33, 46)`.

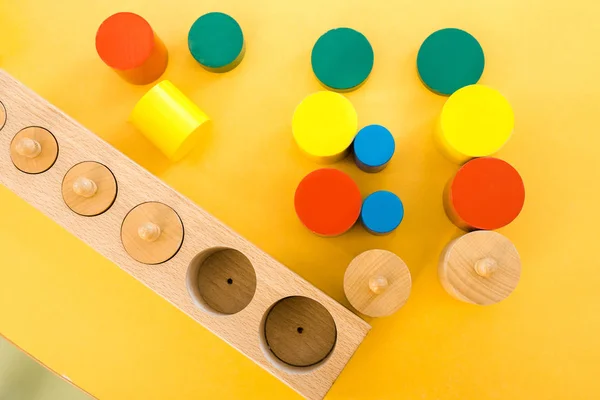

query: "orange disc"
(96, 12), (168, 85)
(445, 157), (525, 230)
(294, 168), (362, 236)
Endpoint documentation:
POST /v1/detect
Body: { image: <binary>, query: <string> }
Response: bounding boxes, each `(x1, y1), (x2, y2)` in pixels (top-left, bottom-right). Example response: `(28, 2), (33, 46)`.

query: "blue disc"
(353, 125), (395, 171)
(361, 191), (404, 235)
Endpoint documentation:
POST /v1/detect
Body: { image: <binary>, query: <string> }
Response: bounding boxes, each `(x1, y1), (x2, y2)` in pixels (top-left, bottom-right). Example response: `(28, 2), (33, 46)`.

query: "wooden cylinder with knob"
(343, 250), (412, 317)
(10, 127), (59, 174)
(62, 162), (117, 216)
(121, 202), (184, 265)
(438, 230), (521, 305)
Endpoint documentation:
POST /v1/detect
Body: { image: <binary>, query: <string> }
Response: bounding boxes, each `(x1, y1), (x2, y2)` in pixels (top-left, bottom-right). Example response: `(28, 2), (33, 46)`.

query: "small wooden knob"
(138, 222), (161, 242)
(368, 275), (389, 294)
(474, 257), (498, 277)
(72, 177), (97, 198)
(15, 137), (42, 158)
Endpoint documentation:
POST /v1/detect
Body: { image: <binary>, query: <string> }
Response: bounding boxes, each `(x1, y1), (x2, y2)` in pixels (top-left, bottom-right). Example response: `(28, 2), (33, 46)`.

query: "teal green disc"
(188, 12), (245, 72)
(311, 28), (374, 92)
(417, 28), (485, 96)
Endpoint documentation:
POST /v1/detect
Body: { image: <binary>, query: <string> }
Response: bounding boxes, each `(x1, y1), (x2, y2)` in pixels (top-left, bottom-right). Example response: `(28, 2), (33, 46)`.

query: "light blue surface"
(353, 125), (395, 169)
(361, 191), (404, 235)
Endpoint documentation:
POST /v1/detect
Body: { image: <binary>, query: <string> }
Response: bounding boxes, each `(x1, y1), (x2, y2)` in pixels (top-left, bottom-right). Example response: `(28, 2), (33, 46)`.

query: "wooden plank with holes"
(0, 69), (370, 400)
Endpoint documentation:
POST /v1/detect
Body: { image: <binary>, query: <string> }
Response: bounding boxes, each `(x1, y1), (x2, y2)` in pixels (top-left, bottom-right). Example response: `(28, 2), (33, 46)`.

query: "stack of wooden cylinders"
(417, 28), (524, 305)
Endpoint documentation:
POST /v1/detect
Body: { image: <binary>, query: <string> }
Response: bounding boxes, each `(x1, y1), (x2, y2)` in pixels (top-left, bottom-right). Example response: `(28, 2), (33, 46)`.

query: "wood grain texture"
(0, 69), (370, 400)
(195, 248), (257, 314)
(344, 250), (412, 317)
(0, 101), (5, 130)
(438, 230), (521, 305)
(10, 127), (58, 174)
(264, 296), (337, 367)
(62, 161), (117, 216)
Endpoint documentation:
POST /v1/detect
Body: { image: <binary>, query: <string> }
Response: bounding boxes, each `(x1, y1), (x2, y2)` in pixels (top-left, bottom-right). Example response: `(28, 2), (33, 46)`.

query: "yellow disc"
(130, 80), (211, 161)
(438, 84), (514, 162)
(292, 91), (358, 163)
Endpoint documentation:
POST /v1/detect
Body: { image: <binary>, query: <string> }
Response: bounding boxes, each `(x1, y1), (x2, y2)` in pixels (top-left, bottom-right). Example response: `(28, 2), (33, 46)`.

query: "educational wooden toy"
(417, 28), (485, 96)
(0, 69), (371, 400)
(353, 124), (395, 172)
(95, 12), (168, 85)
(311, 28), (374, 92)
(360, 191), (404, 235)
(130, 80), (211, 161)
(294, 168), (362, 237)
(10, 127), (59, 174)
(292, 91), (358, 163)
(62, 161), (118, 216)
(344, 250), (412, 317)
(436, 84), (514, 163)
(188, 12), (246, 72)
(444, 157), (525, 231)
(438, 231), (521, 305)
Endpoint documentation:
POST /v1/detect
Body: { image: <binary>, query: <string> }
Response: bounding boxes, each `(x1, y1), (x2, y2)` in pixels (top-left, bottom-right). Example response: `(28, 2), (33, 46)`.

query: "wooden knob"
(438, 231), (521, 305)
(344, 250), (412, 317)
(10, 127), (59, 174)
(121, 202), (184, 264)
(15, 137), (42, 158)
(62, 162), (117, 216)
(368, 275), (389, 294)
(72, 177), (97, 198)
(138, 222), (161, 242)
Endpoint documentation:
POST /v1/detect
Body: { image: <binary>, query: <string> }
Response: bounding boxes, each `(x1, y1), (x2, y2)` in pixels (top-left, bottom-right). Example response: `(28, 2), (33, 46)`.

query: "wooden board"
(0, 69), (370, 400)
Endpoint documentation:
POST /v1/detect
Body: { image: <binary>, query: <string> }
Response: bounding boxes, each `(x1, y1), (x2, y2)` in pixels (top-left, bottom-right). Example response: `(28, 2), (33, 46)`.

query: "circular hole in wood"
(10, 127), (59, 174)
(121, 202), (184, 265)
(0, 101), (6, 131)
(62, 161), (118, 216)
(187, 248), (257, 315)
(263, 296), (337, 368)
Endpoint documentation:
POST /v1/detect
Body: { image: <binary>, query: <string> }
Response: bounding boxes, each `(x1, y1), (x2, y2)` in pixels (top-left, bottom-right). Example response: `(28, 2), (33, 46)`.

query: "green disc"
(188, 12), (245, 72)
(311, 28), (374, 92)
(417, 28), (485, 96)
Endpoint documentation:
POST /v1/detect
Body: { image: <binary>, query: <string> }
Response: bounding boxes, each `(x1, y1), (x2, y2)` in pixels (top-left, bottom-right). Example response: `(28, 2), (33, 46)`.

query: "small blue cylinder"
(361, 191), (404, 235)
(353, 124), (395, 172)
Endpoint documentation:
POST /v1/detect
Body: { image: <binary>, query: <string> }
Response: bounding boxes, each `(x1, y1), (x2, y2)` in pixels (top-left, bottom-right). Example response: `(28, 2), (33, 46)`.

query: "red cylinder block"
(444, 157), (525, 231)
(96, 12), (168, 85)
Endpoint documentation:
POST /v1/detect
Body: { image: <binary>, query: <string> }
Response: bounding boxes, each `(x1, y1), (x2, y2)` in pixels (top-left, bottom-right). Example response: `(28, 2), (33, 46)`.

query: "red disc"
(294, 169), (362, 236)
(449, 157), (525, 230)
(96, 12), (155, 70)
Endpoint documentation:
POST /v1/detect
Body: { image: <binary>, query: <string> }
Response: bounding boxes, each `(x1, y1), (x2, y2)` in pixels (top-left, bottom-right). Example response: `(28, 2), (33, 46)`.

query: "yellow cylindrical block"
(436, 84), (514, 164)
(130, 80), (210, 161)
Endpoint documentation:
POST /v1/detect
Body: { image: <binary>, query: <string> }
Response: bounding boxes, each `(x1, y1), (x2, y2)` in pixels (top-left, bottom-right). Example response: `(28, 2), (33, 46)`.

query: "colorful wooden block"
(95, 12), (168, 85)
(417, 28), (485, 96)
(437, 84), (514, 163)
(344, 250), (412, 317)
(360, 191), (404, 235)
(444, 157), (525, 231)
(311, 28), (374, 92)
(292, 91), (358, 163)
(438, 230), (521, 305)
(130, 80), (211, 161)
(188, 12), (245, 72)
(294, 168), (362, 237)
(353, 124), (395, 172)
(0, 69), (370, 400)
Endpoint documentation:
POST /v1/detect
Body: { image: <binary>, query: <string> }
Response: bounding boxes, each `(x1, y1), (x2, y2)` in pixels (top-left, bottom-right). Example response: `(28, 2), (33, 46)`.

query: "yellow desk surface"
(1, 0), (599, 399)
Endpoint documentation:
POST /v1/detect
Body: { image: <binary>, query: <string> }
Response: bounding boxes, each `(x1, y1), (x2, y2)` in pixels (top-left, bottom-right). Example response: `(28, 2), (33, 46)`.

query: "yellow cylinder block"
(130, 80), (210, 161)
(436, 84), (514, 164)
